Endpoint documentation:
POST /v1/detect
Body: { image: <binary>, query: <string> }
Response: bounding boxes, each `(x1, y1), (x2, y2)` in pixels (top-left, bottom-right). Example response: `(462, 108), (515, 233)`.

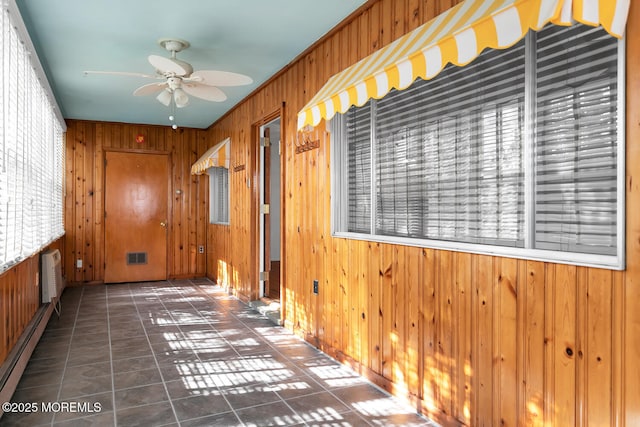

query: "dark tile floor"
(2, 279), (437, 427)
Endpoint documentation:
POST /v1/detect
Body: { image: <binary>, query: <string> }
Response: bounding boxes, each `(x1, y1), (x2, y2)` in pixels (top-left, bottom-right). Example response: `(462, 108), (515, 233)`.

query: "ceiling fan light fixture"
(173, 88), (189, 108)
(156, 89), (172, 106)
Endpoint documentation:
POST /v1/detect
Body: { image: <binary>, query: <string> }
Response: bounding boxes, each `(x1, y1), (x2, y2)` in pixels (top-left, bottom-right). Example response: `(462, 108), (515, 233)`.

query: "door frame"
(103, 148), (172, 282)
(259, 125), (271, 298)
(251, 105), (286, 307)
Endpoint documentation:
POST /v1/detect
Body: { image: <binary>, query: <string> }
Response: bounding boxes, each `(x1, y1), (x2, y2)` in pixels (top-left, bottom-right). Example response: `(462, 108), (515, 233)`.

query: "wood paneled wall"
(206, 124), (255, 299)
(0, 256), (40, 366)
(205, 0), (640, 425)
(64, 120), (210, 283)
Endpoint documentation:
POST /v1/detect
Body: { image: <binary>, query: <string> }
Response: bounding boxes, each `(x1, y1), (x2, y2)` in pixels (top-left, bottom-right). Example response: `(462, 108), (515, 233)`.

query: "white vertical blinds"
(332, 23), (623, 269)
(0, 6), (65, 273)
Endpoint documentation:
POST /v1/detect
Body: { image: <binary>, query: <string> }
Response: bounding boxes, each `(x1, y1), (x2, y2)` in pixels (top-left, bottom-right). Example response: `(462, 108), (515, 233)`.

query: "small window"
(209, 167), (229, 225)
(331, 24), (624, 270)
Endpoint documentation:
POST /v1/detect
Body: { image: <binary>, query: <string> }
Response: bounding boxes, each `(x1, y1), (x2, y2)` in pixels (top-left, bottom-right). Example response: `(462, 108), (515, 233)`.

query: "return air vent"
(126, 252), (147, 265)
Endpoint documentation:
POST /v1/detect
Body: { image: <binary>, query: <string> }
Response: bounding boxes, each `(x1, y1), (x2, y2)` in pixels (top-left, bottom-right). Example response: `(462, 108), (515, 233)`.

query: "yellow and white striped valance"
(191, 137), (230, 175)
(296, 0), (630, 131)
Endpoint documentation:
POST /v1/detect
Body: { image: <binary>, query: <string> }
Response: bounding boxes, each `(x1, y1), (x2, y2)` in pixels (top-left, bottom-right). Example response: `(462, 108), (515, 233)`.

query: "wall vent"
(126, 252), (147, 265)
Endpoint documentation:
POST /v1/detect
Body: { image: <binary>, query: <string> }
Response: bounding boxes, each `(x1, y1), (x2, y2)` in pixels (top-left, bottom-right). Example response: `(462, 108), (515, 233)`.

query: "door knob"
(160, 221), (167, 227)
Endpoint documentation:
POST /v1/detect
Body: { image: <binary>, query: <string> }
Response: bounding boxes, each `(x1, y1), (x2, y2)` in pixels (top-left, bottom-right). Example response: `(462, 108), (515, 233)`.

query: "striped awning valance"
(296, 0), (630, 131)
(191, 137), (230, 175)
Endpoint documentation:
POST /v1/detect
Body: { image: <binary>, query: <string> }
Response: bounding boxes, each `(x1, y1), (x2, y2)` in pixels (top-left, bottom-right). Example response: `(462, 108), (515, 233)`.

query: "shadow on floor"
(2, 278), (438, 427)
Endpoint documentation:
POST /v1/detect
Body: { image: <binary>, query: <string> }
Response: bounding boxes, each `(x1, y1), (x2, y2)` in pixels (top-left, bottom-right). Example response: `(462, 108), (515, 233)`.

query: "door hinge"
(260, 136), (271, 147)
(260, 204), (270, 214)
(259, 271), (269, 281)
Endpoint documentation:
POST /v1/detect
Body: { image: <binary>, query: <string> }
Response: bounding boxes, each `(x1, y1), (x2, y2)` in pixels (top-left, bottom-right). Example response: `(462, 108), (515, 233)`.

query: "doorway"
(104, 151), (169, 283)
(259, 118), (282, 300)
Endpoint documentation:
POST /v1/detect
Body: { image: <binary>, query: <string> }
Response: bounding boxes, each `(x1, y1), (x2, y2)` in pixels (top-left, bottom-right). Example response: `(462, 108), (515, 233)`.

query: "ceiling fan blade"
(84, 70), (160, 79)
(182, 83), (227, 102)
(189, 70), (252, 87)
(133, 82), (167, 96)
(148, 55), (191, 76)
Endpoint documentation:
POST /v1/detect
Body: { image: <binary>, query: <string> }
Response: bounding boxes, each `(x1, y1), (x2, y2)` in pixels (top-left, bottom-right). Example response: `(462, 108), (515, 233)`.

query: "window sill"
(332, 231), (624, 271)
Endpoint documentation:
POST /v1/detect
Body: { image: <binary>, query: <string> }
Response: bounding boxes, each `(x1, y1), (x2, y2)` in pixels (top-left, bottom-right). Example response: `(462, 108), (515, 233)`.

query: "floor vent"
(126, 252), (147, 265)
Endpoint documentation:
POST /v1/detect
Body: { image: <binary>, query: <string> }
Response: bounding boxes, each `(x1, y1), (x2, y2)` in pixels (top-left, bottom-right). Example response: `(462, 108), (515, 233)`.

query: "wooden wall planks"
(0, 0), (630, 423)
(64, 120), (209, 283)
(205, 122), (256, 300)
(0, 256), (39, 366)
(625, 5), (640, 427)
(204, 0), (640, 425)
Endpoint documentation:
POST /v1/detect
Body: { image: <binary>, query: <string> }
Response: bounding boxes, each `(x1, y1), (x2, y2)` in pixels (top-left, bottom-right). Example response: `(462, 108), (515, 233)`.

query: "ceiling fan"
(85, 38), (252, 109)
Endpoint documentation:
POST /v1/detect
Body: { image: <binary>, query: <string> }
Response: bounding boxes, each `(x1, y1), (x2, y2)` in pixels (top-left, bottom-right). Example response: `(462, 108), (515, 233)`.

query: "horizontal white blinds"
(209, 167), (229, 224)
(336, 23), (621, 263)
(346, 103), (371, 234)
(0, 7), (65, 273)
(535, 25), (618, 255)
(373, 41), (525, 246)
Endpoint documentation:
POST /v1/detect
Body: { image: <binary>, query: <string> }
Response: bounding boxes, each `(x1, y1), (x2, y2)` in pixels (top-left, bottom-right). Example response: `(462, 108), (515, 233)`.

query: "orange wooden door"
(104, 151), (168, 283)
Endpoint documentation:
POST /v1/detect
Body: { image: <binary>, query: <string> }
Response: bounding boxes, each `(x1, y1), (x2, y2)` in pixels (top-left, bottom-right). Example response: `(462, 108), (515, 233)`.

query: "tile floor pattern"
(2, 279), (438, 427)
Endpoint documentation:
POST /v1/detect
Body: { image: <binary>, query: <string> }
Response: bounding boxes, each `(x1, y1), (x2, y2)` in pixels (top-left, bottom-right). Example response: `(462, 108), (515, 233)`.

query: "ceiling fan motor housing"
(167, 76), (183, 90)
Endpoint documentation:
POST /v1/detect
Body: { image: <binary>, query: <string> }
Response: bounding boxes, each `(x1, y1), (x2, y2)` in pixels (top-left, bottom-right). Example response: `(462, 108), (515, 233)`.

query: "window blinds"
(209, 167), (229, 224)
(334, 23), (621, 266)
(534, 25), (618, 255)
(0, 7), (65, 273)
(348, 39), (526, 247)
(346, 103), (371, 234)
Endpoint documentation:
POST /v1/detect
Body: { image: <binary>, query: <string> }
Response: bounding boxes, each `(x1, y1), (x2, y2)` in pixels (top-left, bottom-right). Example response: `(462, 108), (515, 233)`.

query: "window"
(331, 24), (624, 269)
(209, 167), (229, 225)
(0, 5), (65, 273)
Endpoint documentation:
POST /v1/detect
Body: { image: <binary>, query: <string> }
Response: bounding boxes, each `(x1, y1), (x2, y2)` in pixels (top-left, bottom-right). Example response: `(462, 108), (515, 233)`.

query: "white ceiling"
(15, 0), (368, 129)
